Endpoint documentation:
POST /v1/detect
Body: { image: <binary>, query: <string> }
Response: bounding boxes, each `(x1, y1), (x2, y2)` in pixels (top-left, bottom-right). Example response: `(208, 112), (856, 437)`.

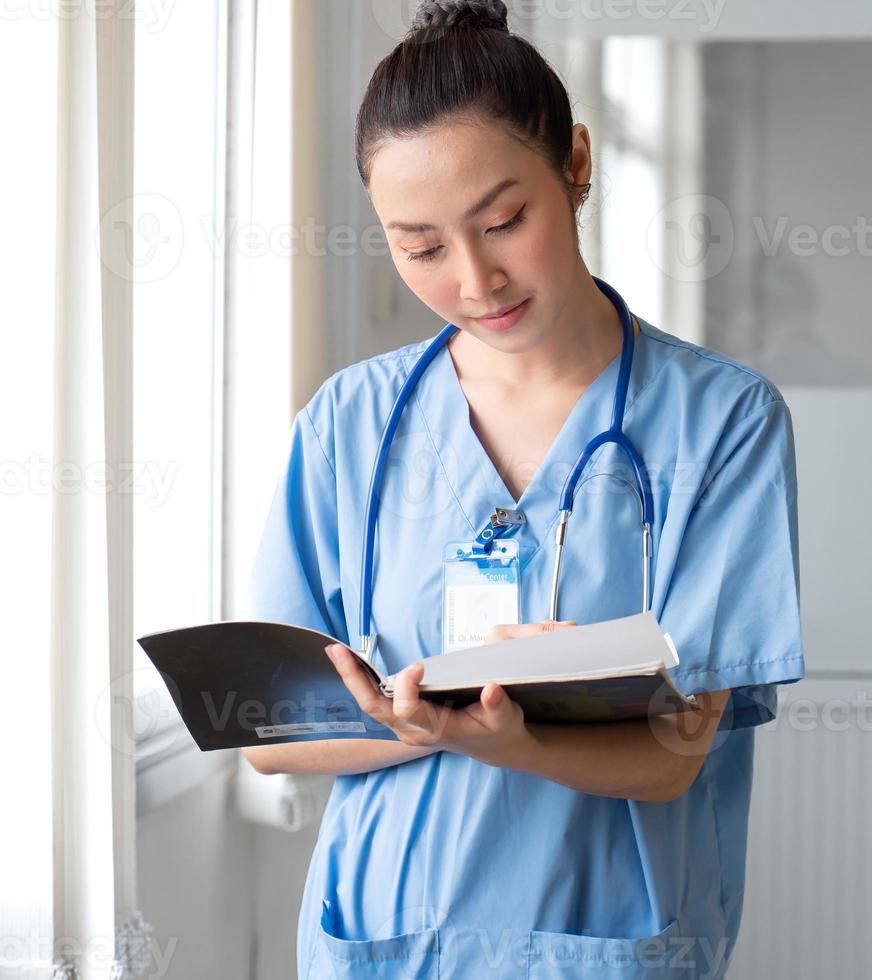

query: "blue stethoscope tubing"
(358, 275), (653, 662)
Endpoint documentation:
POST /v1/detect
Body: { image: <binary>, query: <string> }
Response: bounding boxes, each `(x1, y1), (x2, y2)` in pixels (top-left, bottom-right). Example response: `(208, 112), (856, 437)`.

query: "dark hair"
(355, 0), (586, 222)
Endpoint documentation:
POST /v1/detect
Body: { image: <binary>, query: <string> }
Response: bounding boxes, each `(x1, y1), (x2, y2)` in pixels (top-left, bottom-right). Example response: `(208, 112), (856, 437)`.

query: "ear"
(566, 123), (592, 194)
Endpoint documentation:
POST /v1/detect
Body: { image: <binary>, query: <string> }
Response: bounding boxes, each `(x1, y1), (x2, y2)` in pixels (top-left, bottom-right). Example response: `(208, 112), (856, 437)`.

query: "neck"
(448, 265), (637, 390)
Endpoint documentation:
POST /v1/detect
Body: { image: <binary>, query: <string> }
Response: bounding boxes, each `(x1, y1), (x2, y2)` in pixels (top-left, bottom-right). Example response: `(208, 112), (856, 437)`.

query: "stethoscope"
(357, 275), (653, 664)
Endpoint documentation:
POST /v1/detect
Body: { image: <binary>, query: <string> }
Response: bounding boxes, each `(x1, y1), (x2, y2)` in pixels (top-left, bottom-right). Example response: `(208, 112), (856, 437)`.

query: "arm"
(321, 635), (731, 803)
(507, 689), (732, 803)
(240, 738), (440, 777)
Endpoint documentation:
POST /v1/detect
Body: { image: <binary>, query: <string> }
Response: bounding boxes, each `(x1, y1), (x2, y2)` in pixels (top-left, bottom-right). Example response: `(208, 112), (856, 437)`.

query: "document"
(136, 612), (697, 751)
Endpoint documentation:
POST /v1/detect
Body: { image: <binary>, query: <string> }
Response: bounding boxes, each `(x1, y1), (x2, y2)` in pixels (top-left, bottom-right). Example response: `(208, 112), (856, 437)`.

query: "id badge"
(441, 539), (520, 654)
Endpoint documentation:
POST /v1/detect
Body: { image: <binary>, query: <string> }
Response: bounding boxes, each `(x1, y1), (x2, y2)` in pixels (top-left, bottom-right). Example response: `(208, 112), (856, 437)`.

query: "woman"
(244, 2), (805, 976)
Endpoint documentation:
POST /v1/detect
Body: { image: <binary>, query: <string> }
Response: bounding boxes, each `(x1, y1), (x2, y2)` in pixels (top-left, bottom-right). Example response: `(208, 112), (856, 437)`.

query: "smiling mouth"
(469, 297), (532, 332)
(476, 300), (526, 318)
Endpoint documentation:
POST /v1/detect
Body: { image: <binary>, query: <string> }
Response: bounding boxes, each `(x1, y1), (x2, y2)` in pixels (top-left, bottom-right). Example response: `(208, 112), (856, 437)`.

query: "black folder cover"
(136, 616), (696, 752)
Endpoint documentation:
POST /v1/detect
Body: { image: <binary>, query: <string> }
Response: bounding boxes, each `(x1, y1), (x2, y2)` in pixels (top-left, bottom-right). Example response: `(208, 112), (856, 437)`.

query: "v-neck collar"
(411, 318), (649, 560)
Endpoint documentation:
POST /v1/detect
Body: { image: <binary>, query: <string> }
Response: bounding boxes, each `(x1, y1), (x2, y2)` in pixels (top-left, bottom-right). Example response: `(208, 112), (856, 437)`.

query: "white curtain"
(48, 3), (148, 978)
(231, 0), (335, 837)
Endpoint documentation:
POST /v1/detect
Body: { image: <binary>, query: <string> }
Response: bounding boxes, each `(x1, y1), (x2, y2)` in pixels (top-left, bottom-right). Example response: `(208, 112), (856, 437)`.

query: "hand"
(323, 619), (577, 769)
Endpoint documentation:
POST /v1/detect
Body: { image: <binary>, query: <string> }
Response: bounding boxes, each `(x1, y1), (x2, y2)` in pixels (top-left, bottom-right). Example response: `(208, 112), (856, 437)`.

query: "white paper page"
(408, 611), (680, 690)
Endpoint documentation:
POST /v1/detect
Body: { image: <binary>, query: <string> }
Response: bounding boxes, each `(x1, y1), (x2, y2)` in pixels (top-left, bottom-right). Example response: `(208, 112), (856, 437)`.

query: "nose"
(456, 241), (508, 305)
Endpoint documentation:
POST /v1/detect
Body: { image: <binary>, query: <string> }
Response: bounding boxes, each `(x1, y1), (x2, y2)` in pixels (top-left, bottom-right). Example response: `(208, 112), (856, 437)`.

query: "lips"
(477, 300), (526, 318)
(470, 297), (531, 332)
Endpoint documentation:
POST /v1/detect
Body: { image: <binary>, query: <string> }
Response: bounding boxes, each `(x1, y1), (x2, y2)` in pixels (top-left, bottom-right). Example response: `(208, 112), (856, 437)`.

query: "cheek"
(396, 260), (454, 310)
(524, 212), (574, 274)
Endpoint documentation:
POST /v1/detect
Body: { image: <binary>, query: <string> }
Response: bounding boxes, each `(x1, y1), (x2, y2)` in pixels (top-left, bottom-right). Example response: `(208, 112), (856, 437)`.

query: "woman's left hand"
(323, 620), (576, 768)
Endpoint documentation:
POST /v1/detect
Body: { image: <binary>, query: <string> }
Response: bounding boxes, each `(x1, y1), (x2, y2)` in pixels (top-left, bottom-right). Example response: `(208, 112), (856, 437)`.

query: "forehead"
(369, 120), (538, 229)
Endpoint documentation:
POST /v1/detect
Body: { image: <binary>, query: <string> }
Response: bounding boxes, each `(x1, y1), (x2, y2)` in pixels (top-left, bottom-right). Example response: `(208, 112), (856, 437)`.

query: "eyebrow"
(385, 178), (521, 233)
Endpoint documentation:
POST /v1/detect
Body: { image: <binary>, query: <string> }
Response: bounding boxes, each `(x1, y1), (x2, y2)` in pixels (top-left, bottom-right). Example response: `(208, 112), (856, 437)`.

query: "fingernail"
(324, 644), (337, 659)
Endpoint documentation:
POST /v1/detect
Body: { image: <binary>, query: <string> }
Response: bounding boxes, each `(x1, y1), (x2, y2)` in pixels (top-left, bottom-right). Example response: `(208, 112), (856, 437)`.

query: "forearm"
(241, 737), (440, 777)
(487, 713), (699, 803)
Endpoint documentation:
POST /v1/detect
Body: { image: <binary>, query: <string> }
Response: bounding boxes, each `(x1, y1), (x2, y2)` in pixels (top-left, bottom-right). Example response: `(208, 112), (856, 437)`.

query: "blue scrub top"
(248, 316), (805, 979)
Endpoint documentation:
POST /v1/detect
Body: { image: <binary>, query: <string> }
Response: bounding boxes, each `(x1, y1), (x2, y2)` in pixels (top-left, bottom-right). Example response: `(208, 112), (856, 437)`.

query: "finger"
(324, 644), (391, 718)
(393, 662), (447, 734)
(485, 619), (577, 643)
(462, 682), (520, 730)
(481, 682), (518, 714)
(537, 619), (578, 632)
(481, 682), (506, 711)
(392, 662), (425, 720)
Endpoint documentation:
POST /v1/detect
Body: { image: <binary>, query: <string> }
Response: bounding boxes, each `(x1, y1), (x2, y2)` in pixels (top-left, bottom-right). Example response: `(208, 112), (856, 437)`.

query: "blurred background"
(2, 1), (870, 977)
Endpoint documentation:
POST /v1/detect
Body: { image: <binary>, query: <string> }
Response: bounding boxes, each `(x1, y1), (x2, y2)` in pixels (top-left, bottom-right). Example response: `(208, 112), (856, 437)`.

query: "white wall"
(704, 42), (872, 385)
(702, 41), (872, 977)
(137, 768), (254, 978)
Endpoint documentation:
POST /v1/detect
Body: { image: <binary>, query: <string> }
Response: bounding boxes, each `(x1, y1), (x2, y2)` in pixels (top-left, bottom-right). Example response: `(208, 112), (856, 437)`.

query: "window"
(600, 37), (667, 328)
(538, 33), (703, 342)
(0, 8), (57, 940)
(133, 0), (292, 801)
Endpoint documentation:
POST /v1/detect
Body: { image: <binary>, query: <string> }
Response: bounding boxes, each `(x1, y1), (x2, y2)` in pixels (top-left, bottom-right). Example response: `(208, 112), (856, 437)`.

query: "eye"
(487, 206), (527, 240)
(405, 205), (527, 263)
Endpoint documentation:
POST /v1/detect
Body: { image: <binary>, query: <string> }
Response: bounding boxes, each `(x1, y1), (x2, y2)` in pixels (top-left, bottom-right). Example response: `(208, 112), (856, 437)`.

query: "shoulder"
(635, 317), (788, 428)
(301, 334), (437, 460)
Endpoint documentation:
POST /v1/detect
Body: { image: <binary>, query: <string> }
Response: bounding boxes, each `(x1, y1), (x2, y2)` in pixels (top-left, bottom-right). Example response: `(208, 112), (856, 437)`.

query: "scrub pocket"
(307, 899), (440, 980)
(527, 917), (687, 979)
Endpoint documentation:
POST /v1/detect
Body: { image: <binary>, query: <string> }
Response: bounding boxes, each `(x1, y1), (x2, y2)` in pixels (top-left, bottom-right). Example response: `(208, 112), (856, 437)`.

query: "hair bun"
(412, 0), (510, 34)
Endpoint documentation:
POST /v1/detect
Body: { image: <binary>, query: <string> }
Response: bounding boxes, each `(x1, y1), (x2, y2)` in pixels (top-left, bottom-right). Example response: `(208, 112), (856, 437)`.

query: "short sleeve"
(655, 397), (805, 730)
(246, 403), (348, 645)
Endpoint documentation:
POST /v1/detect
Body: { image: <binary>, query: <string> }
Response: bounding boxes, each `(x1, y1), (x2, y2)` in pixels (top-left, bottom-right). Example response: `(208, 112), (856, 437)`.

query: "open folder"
(136, 611), (698, 752)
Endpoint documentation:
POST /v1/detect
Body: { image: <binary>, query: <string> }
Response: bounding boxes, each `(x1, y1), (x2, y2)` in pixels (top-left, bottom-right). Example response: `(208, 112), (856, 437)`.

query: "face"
(368, 118), (592, 355)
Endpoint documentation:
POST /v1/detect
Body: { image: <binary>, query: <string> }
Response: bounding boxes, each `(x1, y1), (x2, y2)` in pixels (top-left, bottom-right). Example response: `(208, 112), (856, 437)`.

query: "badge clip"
(472, 506), (526, 555)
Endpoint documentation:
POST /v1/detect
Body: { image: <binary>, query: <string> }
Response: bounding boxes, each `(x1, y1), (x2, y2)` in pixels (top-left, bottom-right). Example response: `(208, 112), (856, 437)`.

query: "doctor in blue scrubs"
(243, 1), (805, 976)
